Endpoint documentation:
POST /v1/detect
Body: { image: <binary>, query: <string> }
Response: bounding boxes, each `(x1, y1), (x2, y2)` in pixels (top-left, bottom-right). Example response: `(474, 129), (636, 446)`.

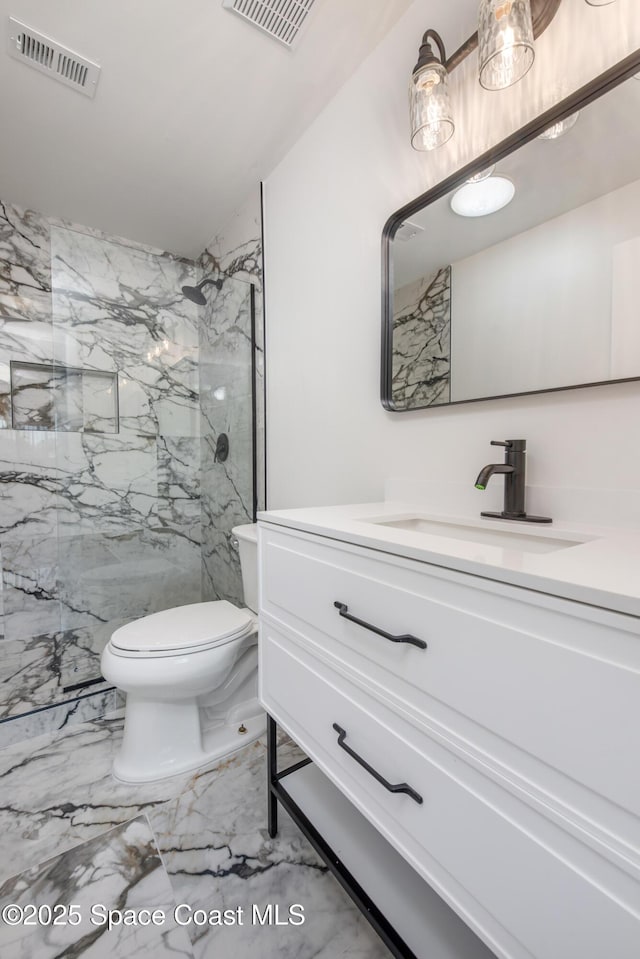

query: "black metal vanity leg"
(267, 714), (278, 837)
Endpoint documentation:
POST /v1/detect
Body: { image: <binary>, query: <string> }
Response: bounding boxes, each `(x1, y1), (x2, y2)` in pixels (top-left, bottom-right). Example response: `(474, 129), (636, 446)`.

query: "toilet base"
(112, 700), (266, 784)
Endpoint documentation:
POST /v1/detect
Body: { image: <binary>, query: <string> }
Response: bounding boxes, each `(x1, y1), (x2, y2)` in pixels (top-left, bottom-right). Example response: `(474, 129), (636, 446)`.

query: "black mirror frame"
(381, 46), (640, 412)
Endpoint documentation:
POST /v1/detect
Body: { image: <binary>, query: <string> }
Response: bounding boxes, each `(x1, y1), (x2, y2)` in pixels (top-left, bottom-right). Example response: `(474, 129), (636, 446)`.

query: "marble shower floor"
(0, 714), (391, 959)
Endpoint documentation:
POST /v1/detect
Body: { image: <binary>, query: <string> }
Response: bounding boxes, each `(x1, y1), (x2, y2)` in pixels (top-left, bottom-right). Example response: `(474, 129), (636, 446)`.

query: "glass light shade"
(409, 61), (455, 151)
(538, 110), (579, 140)
(466, 163), (496, 183)
(478, 0), (535, 91)
(450, 176), (515, 217)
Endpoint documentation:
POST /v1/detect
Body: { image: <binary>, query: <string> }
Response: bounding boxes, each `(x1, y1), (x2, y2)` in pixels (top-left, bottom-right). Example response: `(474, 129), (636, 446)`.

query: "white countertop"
(258, 502), (640, 618)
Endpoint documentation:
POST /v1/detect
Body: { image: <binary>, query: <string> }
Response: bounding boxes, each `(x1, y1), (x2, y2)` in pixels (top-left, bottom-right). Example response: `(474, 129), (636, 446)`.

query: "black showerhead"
(181, 284), (208, 305)
(181, 276), (223, 305)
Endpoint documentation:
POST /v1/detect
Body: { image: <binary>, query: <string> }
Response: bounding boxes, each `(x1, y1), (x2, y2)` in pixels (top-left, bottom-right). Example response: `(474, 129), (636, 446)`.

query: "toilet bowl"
(101, 524), (264, 783)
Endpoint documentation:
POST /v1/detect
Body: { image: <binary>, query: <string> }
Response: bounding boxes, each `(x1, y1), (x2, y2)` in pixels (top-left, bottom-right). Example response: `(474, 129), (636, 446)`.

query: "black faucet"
(475, 440), (552, 524)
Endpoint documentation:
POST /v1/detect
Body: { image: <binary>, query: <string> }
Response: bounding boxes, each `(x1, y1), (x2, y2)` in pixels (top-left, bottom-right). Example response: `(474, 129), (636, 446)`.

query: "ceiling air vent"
(395, 221), (425, 242)
(222, 0), (317, 48)
(7, 17), (101, 97)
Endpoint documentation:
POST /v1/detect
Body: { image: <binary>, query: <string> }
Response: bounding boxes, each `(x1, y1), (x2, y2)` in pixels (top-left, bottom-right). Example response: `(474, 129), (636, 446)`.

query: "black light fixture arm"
(413, 29), (447, 74)
(441, 0), (563, 74)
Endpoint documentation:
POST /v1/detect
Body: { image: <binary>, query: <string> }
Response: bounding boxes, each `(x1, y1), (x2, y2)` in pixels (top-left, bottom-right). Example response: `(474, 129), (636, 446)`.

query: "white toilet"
(101, 523), (264, 783)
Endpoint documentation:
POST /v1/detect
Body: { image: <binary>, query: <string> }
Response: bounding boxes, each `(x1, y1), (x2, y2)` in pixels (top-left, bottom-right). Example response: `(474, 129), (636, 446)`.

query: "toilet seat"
(110, 601), (254, 657)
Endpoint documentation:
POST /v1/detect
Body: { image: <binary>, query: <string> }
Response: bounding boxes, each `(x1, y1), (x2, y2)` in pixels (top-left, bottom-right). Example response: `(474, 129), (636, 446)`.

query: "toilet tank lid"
(111, 601), (253, 653)
(232, 523), (257, 543)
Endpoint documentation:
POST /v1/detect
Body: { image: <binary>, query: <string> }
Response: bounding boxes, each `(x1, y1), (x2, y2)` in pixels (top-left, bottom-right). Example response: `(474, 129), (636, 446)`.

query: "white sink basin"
(364, 515), (589, 554)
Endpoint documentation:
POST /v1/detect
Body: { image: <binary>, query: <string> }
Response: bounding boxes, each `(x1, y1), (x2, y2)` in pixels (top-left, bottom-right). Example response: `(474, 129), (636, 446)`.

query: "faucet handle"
(490, 439), (526, 451)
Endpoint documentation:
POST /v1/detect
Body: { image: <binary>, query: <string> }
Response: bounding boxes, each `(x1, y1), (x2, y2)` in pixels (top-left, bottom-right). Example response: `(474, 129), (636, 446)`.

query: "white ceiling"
(0, 0), (414, 257)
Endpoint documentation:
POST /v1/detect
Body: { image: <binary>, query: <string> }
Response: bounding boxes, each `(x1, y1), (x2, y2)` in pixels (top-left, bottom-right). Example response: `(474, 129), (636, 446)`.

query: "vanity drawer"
(261, 623), (640, 959)
(260, 525), (640, 826)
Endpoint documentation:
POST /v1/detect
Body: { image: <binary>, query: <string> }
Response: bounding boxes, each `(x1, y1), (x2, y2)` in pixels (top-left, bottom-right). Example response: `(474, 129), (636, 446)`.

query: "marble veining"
(0, 201), (51, 324)
(392, 265), (451, 409)
(157, 436), (202, 545)
(0, 201), (207, 743)
(0, 816), (195, 959)
(9, 362), (118, 434)
(199, 191), (264, 606)
(50, 227), (200, 440)
(199, 276), (254, 603)
(1, 202), (53, 433)
(1, 191), (265, 746)
(148, 736), (390, 959)
(0, 690), (116, 749)
(0, 625), (115, 720)
(0, 714), (390, 959)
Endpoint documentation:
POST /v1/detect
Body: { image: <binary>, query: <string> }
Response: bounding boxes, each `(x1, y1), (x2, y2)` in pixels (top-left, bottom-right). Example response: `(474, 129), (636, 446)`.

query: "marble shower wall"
(0, 200), (202, 739)
(392, 265), (451, 409)
(199, 190), (264, 606)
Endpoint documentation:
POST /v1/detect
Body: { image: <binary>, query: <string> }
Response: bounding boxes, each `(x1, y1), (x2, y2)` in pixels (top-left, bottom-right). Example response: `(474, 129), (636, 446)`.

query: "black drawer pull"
(333, 724), (423, 805)
(333, 601), (427, 650)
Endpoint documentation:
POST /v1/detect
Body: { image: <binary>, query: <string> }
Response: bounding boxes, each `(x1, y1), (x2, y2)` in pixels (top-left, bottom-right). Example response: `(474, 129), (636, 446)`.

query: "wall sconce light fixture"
(409, 30), (455, 150)
(409, 0), (586, 151)
(478, 0), (535, 91)
(538, 110), (580, 139)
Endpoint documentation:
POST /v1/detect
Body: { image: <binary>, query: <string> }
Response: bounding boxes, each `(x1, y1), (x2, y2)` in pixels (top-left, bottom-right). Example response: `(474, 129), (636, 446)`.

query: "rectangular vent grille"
(396, 220), (426, 242)
(222, 0), (316, 48)
(7, 17), (101, 97)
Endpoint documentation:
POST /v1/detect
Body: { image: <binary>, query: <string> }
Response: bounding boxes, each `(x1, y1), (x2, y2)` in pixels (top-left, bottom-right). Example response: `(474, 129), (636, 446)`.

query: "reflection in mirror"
(382, 52), (640, 411)
(392, 265), (451, 407)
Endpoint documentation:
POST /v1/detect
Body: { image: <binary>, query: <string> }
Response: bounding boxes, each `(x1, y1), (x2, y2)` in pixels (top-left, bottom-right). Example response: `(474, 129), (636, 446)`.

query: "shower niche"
(10, 361), (119, 433)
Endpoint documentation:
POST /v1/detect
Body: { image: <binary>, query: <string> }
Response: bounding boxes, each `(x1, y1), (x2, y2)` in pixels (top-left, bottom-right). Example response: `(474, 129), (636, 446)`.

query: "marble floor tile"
(149, 739), (391, 959)
(0, 715), (193, 881)
(0, 715), (391, 959)
(0, 816), (194, 959)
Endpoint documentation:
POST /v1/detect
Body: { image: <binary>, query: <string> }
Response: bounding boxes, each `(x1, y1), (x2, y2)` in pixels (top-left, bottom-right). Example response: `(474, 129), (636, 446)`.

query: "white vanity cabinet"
(258, 521), (640, 959)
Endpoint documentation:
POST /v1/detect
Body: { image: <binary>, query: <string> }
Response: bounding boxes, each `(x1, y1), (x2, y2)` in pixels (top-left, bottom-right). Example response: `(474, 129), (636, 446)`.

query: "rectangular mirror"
(381, 49), (640, 411)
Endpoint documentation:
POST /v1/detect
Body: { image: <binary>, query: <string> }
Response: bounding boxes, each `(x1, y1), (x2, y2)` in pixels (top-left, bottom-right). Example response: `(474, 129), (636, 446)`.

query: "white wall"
(264, 0), (640, 510)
